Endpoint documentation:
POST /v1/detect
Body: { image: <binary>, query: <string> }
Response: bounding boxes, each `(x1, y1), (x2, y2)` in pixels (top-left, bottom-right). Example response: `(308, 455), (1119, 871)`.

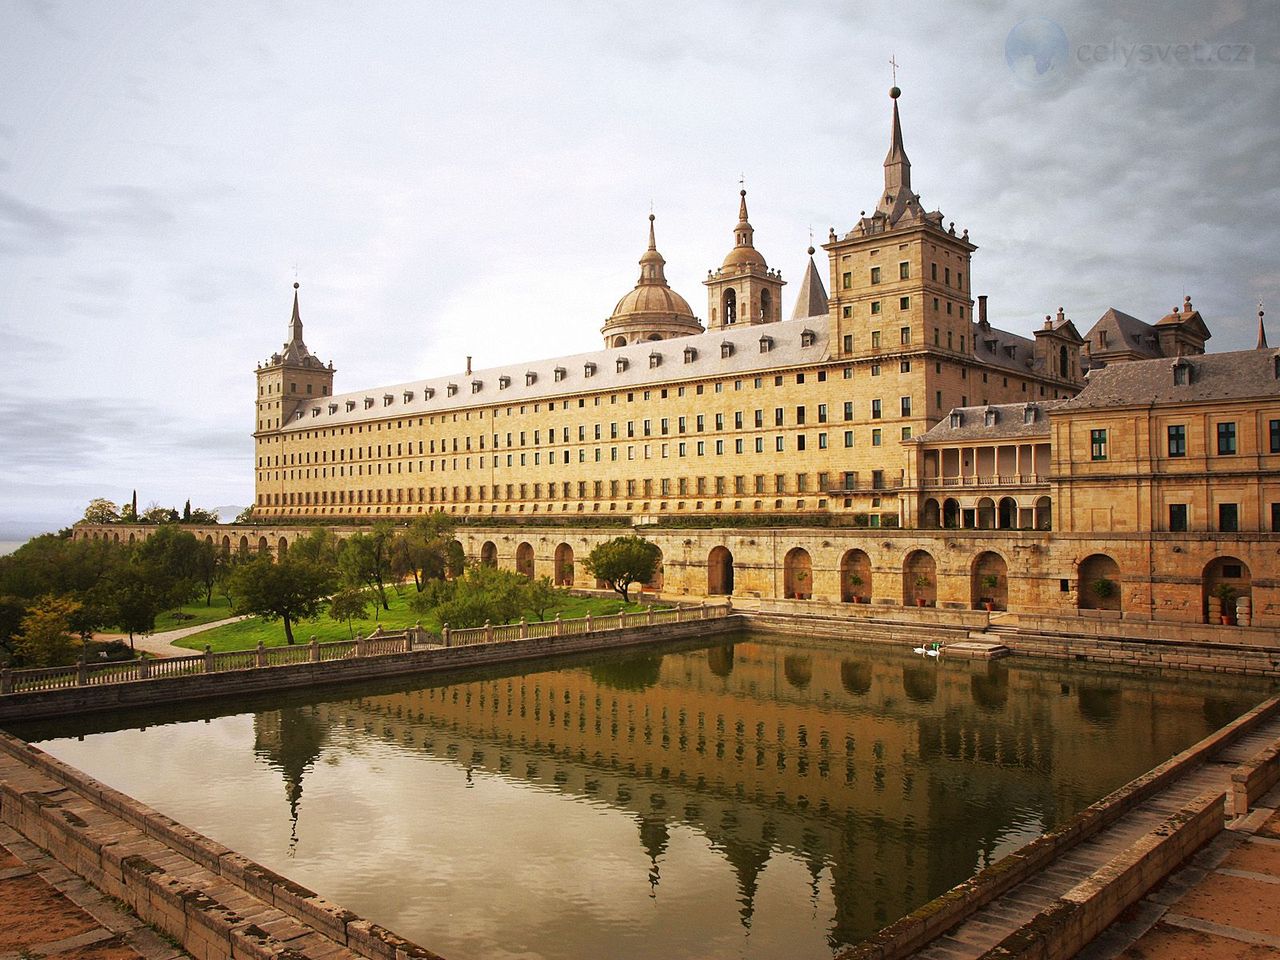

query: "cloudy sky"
(1, 1), (1276, 529)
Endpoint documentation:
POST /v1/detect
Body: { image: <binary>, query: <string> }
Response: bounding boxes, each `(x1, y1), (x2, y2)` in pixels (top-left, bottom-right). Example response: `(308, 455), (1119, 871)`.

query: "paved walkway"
(1078, 782), (1280, 959)
(95, 615), (250, 659)
(909, 714), (1280, 959)
(0, 822), (187, 960)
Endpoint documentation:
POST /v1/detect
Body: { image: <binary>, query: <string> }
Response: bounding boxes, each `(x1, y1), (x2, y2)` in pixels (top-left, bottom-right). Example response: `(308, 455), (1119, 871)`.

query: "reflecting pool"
(8, 634), (1274, 960)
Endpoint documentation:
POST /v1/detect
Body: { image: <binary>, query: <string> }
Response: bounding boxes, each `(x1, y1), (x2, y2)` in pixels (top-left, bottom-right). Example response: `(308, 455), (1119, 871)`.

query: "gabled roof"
(1060, 348), (1280, 410)
(789, 250), (829, 321)
(1082, 308), (1161, 360)
(915, 401), (1065, 443)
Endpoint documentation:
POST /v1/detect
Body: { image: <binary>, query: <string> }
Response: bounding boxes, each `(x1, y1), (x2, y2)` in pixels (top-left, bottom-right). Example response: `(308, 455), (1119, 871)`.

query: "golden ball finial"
(889, 85), (901, 99)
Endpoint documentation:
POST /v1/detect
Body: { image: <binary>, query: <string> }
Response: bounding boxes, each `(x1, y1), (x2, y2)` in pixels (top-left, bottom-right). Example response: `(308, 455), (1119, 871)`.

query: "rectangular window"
(843, 401), (853, 421)
(775, 436), (784, 451)
(818, 432), (828, 449)
(841, 271), (852, 289)
(870, 302), (881, 316)
(1272, 502), (1280, 533)
(755, 437), (764, 453)
(843, 430), (853, 448)
(871, 330), (881, 347)
(1217, 422), (1237, 455)
(871, 428), (882, 447)
(796, 435), (807, 451)
(899, 261), (909, 280)
(899, 296), (910, 311)
(900, 396), (912, 417)
(754, 409), (763, 428)
(899, 325), (910, 344)
(775, 407), (784, 426)
(1169, 503), (1188, 532)
(1090, 428), (1108, 461)
(870, 266), (881, 284)
(1167, 424), (1186, 458)
(1270, 419), (1280, 454)
(842, 333), (852, 351)
(795, 406), (806, 425)
(871, 399), (881, 419)
(1218, 502), (1239, 532)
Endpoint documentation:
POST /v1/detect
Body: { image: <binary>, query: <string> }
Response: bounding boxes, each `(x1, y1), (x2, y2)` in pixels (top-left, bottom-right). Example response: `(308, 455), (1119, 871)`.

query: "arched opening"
(841, 660), (872, 696)
(1202, 556), (1251, 625)
(784, 655), (812, 690)
(997, 497), (1018, 529)
(971, 551), (1009, 611)
(612, 335), (627, 348)
(722, 288), (737, 325)
(783, 547), (813, 599)
(1059, 344), (1069, 378)
(113, 532), (121, 543)
(515, 542), (535, 579)
(1035, 496), (1052, 531)
(707, 645), (734, 677)
(903, 550), (936, 606)
(942, 498), (960, 529)
(646, 334), (662, 341)
(840, 549), (872, 603)
(238, 535), (249, 555)
(277, 536), (288, 557)
(554, 542), (574, 586)
(921, 498), (941, 528)
(759, 288), (772, 322)
(204, 535), (214, 546)
(1078, 554), (1121, 611)
(646, 547), (664, 593)
(221, 535), (231, 555)
(480, 541), (497, 567)
(976, 497), (996, 530)
(708, 546), (734, 595)
(257, 536), (269, 555)
(128, 533), (135, 545)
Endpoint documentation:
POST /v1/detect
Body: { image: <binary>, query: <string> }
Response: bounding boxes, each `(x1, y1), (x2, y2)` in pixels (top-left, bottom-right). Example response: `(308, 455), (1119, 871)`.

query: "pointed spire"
(647, 212), (657, 251)
(1258, 304), (1269, 350)
(790, 245), (829, 321)
(884, 85), (911, 195)
(638, 213), (668, 284)
(288, 282), (304, 346)
(733, 189), (755, 249)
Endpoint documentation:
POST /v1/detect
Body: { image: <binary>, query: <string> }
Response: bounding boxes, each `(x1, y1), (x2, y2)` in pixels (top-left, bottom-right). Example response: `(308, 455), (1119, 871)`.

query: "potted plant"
(980, 573), (1000, 611)
(848, 573), (864, 604)
(914, 574), (931, 607)
(794, 569), (810, 600)
(1213, 582), (1237, 625)
(1091, 577), (1116, 602)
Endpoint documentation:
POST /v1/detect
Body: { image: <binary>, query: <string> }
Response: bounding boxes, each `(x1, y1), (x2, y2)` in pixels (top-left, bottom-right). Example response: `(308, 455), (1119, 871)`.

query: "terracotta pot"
(983, 601), (994, 611)
(1220, 615), (1232, 625)
(916, 597), (926, 607)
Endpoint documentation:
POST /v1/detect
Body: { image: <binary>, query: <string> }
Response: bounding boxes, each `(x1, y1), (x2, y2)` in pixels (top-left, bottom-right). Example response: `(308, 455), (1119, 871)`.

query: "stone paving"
(0, 823), (187, 960)
(1078, 782), (1280, 960)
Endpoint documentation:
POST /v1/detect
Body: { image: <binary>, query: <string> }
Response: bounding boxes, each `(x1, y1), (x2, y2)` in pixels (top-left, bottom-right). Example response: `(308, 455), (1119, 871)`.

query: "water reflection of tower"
(253, 707), (328, 850)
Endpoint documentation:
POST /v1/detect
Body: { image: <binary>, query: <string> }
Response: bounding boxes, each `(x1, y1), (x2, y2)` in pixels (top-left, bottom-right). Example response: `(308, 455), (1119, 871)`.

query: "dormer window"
(759, 335), (774, 354)
(1023, 404), (1038, 425)
(363, 397), (375, 409)
(328, 403), (339, 414)
(683, 347), (698, 363)
(1004, 345), (1016, 358)
(471, 380), (483, 394)
(616, 357), (629, 373)
(584, 362), (596, 378)
(984, 407), (997, 426)
(720, 342), (734, 359)
(346, 400), (356, 411)
(311, 407), (321, 417)
(402, 391), (414, 403)
(499, 375), (511, 389)
(800, 329), (816, 348)
(554, 366), (566, 382)
(649, 352), (661, 369)
(1099, 330), (1109, 347)
(446, 383), (458, 397)
(295, 410), (305, 421)
(1172, 359), (1192, 385)
(424, 387), (435, 399)
(949, 410), (962, 428)
(525, 371), (537, 386)
(383, 394), (394, 407)
(985, 338), (998, 352)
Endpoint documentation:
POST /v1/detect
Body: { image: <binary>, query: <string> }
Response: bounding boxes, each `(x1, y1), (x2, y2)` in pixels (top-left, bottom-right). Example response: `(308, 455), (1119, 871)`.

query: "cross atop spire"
(1258, 302), (1269, 350)
(889, 53), (899, 86)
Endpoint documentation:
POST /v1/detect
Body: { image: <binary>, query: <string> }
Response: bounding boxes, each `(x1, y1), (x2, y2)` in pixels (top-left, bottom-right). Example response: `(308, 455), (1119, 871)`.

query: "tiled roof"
(1082, 307), (1162, 360)
(915, 401), (1064, 443)
(1060, 348), (1280, 410)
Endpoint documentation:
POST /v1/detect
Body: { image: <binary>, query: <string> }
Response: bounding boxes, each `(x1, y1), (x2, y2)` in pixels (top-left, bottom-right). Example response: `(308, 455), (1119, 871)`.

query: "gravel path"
(95, 615), (250, 659)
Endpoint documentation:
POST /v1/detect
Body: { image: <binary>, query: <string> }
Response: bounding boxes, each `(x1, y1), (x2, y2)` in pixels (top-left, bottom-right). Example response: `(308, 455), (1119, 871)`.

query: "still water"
(10, 634), (1274, 960)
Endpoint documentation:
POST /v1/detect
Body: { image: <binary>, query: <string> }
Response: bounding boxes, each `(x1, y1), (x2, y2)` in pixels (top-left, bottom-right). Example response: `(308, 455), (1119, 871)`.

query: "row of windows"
(839, 261), (965, 289)
(1168, 502), (1280, 533)
(1091, 420), (1280, 461)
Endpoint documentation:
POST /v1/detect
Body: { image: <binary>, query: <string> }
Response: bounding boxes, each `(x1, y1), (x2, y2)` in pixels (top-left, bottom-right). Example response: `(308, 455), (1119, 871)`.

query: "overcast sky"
(1, 1), (1277, 528)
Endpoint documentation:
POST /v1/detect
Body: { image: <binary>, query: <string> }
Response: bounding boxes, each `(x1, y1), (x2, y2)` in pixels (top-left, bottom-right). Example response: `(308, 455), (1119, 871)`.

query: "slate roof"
(1082, 308), (1162, 360)
(915, 401), (1065, 443)
(1060, 348), (1280, 410)
(283, 316), (830, 432)
(971, 322), (1040, 375)
(789, 253), (829, 321)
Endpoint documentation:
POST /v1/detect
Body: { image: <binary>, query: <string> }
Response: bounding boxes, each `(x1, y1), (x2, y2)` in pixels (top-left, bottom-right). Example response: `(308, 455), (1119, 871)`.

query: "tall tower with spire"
(704, 189), (784, 331)
(601, 215), (703, 347)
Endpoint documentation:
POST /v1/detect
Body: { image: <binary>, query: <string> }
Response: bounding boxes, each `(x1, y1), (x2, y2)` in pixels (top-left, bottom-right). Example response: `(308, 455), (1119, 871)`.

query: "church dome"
(719, 190), (767, 270)
(722, 244), (767, 270)
(601, 214), (703, 347)
(612, 282), (696, 319)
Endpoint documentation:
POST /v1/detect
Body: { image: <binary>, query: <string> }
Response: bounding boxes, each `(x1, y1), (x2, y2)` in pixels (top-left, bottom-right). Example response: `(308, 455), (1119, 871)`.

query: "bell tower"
(704, 190), (785, 331)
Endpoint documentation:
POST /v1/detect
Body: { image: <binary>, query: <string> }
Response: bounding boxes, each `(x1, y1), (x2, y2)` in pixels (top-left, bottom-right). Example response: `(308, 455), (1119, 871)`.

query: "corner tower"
(704, 190), (784, 330)
(601, 215), (703, 348)
(254, 283), (335, 435)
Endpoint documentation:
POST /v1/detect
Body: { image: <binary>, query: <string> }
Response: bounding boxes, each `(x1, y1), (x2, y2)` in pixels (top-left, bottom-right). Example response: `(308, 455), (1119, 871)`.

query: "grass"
(101, 596), (235, 635)
(174, 586), (651, 652)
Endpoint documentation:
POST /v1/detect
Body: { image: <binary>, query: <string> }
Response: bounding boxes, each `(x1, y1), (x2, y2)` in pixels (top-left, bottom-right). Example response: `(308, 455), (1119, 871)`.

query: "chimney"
(978, 295), (988, 326)
(465, 356), (472, 376)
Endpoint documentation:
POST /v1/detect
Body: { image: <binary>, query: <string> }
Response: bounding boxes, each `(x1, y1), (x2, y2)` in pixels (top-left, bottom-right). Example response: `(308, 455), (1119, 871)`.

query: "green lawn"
(102, 596), (235, 635)
(175, 587), (650, 653)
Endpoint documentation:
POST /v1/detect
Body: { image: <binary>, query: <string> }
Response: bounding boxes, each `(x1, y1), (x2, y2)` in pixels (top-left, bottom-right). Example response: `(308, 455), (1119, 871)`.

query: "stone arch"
(221, 535), (231, 555)
(921, 498), (940, 528)
(998, 497), (1018, 529)
(1078, 554), (1121, 611)
(257, 536), (269, 555)
(971, 551), (1008, 611)
(515, 542), (535, 579)
(1035, 496), (1052, 531)
(976, 497), (996, 530)
(204, 535), (214, 546)
(759, 288), (772, 322)
(238, 535), (249, 555)
(480, 540), (497, 567)
(942, 498), (961, 528)
(554, 542), (574, 586)
(708, 546), (734, 595)
(112, 532), (120, 543)
(1202, 556), (1251, 625)
(722, 288), (737, 325)
(783, 547), (812, 599)
(840, 549), (872, 603)
(277, 536), (288, 556)
(612, 335), (627, 348)
(903, 550), (936, 606)
(128, 533), (135, 545)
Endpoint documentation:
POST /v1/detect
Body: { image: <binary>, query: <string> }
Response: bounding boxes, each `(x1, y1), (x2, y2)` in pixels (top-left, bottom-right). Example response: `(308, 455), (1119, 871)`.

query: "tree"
(188, 506), (220, 524)
(140, 503), (179, 524)
(182, 499), (192, 522)
(134, 526), (203, 609)
(389, 513), (459, 591)
(0, 595), (28, 663)
(12, 595), (82, 667)
(81, 498), (120, 525)
(433, 565), (529, 628)
(193, 538), (221, 606)
(230, 554), (334, 645)
(289, 527), (343, 569)
(108, 565), (168, 650)
(339, 524), (394, 610)
(328, 588), (371, 639)
(524, 576), (558, 622)
(583, 536), (660, 603)
(234, 506), (255, 524)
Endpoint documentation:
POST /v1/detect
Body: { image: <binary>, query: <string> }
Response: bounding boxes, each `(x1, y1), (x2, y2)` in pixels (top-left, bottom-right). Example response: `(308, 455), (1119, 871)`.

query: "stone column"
(139, 658), (151, 680)
(442, 624), (451, 647)
(204, 644), (215, 673)
(519, 618), (527, 639)
(256, 641), (267, 668)
(310, 638), (320, 662)
(77, 652), (88, 686)
(555, 614), (563, 637)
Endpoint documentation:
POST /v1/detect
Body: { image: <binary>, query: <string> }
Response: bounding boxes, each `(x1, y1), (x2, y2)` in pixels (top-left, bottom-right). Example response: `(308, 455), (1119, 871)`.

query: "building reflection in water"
(250, 636), (1263, 950)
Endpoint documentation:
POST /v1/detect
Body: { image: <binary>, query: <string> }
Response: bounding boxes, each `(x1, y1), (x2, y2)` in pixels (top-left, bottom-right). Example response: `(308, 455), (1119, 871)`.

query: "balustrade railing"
(921, 473), (1047, 488)
(0, 601), (731, 697)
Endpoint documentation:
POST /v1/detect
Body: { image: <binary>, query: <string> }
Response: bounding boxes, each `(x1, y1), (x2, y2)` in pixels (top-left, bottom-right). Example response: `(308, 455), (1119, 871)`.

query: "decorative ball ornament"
(889, 85), (901, 99)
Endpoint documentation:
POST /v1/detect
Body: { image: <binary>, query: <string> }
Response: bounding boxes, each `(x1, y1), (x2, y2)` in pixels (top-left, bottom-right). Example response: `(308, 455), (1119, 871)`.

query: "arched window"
(1059, 344), (1069, 378)
(760, 288), (772, 322)
(723, 288), (737, 325)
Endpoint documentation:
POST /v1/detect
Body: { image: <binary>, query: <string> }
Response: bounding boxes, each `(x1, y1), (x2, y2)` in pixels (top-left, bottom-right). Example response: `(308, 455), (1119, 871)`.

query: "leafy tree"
(234, 506), (255, 524)
(583, 536), (660, 602)
(389, 513), (459, 591)
(328, 587), (371, 639)
(140, 503), (179, 524)
(193, 538), (221, 606)
(0, 595), (28, 663)
(182, 499), (192, 522)
(81, 498), (120, 525)
(188, 507), (220, 524)
(13, 595), (82, 667)
(339, 523), (394, 610)
(107, 565), (168, 650)
(135, 526), (203, 608)
(216, 552), (242, 610)
(524, 576), (558, 622)
(230, 554), (334, 645)
(433, 565), (529, 628)
(289, 527), (343, 569)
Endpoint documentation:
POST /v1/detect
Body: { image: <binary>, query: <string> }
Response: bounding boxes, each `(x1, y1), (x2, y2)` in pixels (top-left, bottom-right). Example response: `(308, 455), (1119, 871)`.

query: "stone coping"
(1231, 739), (1280, 817)
(837, 693), (1280, 960)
